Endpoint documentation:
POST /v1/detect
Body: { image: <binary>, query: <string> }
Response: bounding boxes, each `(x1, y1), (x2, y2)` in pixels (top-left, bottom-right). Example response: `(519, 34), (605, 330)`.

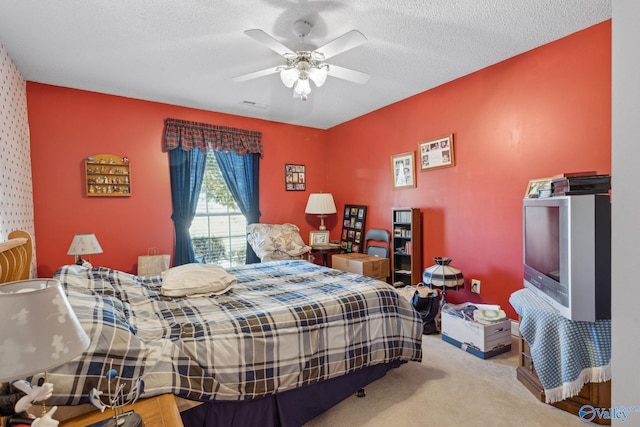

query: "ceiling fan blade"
(244, 29), (295, 57)
(314, 30), (367, 60)
(327, 65), (370, 84)
(232, 66), (280, 83)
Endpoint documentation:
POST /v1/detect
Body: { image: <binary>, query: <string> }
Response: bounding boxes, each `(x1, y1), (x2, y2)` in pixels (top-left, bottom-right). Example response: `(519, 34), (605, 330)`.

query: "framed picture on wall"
(418, 134), (455, 171)
(391, 152), (416, 189)
(285, 164), (306, 191)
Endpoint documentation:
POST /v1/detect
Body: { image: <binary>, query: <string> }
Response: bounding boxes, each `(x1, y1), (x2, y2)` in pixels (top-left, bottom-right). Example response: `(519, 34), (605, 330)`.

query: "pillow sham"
(161, 263), (236, 297)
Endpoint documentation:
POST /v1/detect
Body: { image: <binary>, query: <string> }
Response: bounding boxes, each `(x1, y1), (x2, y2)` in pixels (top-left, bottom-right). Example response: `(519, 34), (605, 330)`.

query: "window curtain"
(168, 147), (206, 266)
(164, 118), (263, 266)
(214, 150), (261, 264)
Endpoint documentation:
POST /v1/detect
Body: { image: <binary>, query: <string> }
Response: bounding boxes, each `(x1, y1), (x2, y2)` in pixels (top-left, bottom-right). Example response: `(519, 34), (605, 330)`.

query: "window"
(190, 152), (246, 267)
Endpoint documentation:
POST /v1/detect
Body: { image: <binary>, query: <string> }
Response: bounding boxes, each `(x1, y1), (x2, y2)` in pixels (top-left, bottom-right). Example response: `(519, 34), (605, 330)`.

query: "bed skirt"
(181, 361), (403, 427)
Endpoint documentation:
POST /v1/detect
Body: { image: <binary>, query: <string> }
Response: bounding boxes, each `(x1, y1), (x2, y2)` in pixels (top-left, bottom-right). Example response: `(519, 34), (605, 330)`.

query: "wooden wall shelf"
(86, 154), (131, 197)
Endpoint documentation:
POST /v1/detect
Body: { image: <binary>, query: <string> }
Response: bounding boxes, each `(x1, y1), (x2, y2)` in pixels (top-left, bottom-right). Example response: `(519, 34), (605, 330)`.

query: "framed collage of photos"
(285, 164), (306, 191)
(391, 152), (416, 189)
(340, 204), (367, 253)
(418, 134), (455, 171)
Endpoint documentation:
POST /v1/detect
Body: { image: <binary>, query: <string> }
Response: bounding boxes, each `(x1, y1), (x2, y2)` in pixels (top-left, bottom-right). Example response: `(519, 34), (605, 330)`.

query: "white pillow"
(161, 263), (236, 297)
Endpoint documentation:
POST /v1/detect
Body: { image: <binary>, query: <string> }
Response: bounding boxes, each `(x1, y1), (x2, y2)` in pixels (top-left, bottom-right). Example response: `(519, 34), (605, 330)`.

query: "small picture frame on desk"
(310, 231), (330, 246)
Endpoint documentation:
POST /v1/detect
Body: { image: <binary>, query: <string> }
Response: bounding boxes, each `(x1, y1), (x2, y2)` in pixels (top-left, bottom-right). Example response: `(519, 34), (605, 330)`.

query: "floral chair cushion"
(247, 223), (312, 262)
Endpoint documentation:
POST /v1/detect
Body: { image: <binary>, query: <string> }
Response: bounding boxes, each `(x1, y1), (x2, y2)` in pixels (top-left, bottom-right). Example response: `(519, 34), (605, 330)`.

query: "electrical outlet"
(471, 279), (481, 294)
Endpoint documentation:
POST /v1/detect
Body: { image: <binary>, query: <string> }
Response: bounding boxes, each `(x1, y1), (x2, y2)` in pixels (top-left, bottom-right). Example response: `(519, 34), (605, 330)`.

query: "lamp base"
(87, 411), (142, 427)
(318, 215), (327, 231)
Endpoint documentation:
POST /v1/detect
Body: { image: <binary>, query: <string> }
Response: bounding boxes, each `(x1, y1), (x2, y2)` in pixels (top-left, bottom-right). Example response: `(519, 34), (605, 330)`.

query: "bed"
(0, 230), (32, 283)
(1, 234), (422, 426)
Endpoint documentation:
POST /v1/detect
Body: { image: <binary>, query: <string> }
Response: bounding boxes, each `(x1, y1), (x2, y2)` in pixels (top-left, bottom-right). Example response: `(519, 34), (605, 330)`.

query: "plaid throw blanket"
(47, 261), (422, 405)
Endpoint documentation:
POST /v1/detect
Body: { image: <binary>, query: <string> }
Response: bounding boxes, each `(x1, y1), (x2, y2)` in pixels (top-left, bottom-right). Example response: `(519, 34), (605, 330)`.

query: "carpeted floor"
(304, 334), (586, 427)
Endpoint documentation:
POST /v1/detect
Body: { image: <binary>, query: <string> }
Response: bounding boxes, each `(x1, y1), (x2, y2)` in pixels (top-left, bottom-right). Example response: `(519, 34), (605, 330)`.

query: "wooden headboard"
(0, 230), (33, 283)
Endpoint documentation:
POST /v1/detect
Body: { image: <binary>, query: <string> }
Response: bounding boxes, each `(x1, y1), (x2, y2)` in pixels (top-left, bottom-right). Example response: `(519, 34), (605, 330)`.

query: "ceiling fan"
(232, 20), (370, 101)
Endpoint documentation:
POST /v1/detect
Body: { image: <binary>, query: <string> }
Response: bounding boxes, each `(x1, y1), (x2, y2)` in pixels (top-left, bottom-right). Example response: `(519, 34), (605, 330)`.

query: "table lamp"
(0, 279), (90, 423)
(67, 233), (103, 266)
(422, 257), (464, 304)
(305, 193), (336, 231)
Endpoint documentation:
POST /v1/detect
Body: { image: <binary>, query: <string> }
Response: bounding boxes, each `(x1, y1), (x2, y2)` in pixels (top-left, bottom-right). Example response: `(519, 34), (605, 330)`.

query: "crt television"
(522, 194), (611, 322)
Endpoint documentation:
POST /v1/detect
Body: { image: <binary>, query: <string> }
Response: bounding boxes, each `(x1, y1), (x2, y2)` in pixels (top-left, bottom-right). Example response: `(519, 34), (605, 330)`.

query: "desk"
(310, 244), (341, 267)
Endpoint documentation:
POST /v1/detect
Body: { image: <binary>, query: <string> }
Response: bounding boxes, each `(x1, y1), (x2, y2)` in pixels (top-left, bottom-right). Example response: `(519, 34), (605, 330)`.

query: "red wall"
(27, 86), (328, 277)
(28, 21), (611, 318)
(326, 21), (611, 317)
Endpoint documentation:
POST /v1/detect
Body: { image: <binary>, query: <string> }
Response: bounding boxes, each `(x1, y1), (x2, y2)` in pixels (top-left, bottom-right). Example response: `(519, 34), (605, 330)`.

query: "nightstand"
(310, 244), (341, 267)
(60, 394), (183, 427)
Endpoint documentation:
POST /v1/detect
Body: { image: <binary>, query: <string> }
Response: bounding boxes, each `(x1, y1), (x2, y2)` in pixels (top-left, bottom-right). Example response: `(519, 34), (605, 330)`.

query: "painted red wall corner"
(325, 21), (611, 318)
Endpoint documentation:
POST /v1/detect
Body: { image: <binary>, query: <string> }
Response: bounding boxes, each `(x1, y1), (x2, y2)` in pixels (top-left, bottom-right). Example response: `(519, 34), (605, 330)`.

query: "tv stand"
(510, 289), (611, 425)
(517, 333), (611, 425)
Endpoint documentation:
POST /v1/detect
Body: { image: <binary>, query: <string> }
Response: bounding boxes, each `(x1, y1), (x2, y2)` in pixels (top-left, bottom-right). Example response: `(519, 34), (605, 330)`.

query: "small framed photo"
(419, 134), (455, 171)
(525, 178), (553, 198)
(391, 152), (416, 189)
(310, 230), (330, 246)
(285, 164), (306, 191)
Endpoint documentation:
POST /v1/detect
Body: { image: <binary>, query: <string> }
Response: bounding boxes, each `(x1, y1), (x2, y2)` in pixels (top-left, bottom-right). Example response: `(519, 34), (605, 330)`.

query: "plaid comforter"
(47, 261), (422, 405)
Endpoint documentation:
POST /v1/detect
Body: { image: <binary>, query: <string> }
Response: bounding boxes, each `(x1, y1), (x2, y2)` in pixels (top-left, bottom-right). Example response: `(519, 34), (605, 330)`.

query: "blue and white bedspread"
(48, 261), (422, 405)
(509, 288), (611, 403)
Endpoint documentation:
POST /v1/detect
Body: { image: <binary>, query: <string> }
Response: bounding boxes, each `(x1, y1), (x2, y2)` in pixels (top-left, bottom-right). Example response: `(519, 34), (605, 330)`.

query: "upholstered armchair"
(247, 223), (312, 262)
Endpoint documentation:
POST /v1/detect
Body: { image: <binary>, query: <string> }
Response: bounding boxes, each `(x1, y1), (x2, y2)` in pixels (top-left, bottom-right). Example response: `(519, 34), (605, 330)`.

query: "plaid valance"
(163, 118), (263, 155)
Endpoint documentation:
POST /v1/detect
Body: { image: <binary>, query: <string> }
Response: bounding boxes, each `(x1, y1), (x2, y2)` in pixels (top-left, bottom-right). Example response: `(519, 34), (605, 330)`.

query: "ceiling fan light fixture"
(309, 65), (328, 87)
(296, 59), (311, 72)
(280, 67), (298, 88)
(294, 78), (311, 95)
(236, 22), (369, 102)
(294, 78), (311, 101)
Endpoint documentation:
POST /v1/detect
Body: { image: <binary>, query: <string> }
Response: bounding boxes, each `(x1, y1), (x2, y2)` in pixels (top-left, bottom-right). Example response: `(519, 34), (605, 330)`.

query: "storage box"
(331, 253), (390, 280)
(441, 303), (512, 359)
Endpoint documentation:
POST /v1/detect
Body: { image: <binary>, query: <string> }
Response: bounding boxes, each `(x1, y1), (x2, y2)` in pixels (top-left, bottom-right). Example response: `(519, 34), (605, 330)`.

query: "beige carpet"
(304, 334), (586, 427)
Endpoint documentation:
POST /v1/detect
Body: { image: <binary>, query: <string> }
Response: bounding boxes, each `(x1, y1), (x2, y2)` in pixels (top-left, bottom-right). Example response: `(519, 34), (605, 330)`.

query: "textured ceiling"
(0, 1), (611, 129)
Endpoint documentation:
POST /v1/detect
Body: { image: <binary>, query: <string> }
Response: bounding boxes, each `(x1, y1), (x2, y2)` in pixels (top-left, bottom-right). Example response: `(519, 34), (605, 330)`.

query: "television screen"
(523, 205), (568, 307)
(524, 206), (560, 280)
